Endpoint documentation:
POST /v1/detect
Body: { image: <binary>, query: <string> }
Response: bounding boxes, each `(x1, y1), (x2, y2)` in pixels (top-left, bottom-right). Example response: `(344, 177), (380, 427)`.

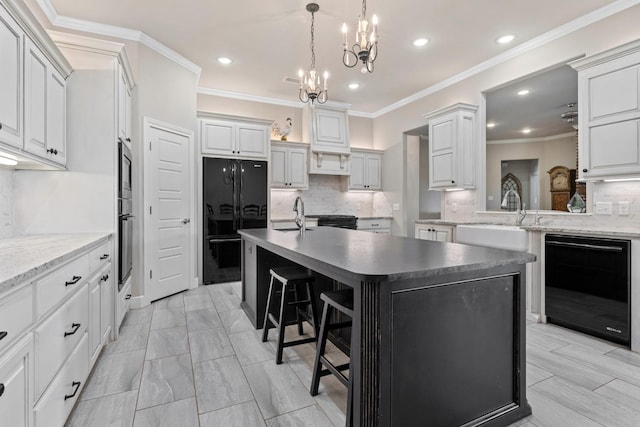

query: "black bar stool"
(310, 289), (354, 426)
(261, 266), (319, 364)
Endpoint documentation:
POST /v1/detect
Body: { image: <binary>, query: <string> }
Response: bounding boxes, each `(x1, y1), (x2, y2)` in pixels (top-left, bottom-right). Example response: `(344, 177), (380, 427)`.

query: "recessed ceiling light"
(517, 89), (530, 96)
(496, 34), (516, 44)
(217, 57), (232, 65)
(348, 83), (360, 90)
(413, 38), (429, 47)
(486, 122), (496, 128)
(522, 128), (532, 134)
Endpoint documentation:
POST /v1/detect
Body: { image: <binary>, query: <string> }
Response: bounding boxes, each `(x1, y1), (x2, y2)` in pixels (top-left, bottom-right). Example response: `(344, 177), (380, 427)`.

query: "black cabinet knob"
(126, 294), (132, 300)
(0, 383), (4, 397)
(582, 168), (588, 173)
(0, 331), (7, 341)
(100, 254), (109, 260)
(101, 274), (109, 282)
(126, 138), (131, 142)
(46, 148), (58, 155)
(451, 180), (455, 184)
(0, 123), (3, 130)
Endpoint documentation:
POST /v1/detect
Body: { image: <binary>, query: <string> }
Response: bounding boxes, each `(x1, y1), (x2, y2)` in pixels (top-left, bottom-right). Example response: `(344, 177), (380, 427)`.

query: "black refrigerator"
(203, 157), (268, 284)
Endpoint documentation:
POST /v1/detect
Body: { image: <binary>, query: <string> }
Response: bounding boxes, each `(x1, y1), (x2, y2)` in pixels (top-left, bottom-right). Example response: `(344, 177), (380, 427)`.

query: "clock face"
(552, 174), (569, 190)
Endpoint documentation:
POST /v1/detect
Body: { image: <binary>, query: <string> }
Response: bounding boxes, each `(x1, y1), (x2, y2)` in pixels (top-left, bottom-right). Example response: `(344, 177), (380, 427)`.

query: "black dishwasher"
(545, 234), (631, 346)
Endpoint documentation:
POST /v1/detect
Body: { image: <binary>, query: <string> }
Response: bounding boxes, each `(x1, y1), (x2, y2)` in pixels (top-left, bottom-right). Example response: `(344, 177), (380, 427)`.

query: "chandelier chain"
(310, 9), (316, 69)
(362, 0), (366, 18)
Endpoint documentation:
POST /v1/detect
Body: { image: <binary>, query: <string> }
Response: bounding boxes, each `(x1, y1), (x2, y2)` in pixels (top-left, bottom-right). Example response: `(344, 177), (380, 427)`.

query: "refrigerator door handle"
(208, 237), (241, 243)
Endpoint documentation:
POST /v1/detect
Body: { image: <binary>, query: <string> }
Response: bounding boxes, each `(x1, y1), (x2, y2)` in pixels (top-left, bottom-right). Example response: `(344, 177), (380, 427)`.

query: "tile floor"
(66, 282), (640, 427)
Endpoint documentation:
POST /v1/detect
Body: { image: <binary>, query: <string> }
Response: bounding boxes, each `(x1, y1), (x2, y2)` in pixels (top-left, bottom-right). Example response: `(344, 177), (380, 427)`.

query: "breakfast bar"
(239, 227), (536, 427)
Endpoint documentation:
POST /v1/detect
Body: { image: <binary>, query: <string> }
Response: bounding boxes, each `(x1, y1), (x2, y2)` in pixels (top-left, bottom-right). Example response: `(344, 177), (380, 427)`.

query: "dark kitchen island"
(239, 227), (536, 427)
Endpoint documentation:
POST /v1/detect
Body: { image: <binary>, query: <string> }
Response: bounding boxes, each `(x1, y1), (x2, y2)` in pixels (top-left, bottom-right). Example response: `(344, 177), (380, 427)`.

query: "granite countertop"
(272, 215), (392, 222)
(415, 219), (468, 226)
(521, 225), (640, 238)
(240, 227), (535, 283)
(0, 233), (111, 294)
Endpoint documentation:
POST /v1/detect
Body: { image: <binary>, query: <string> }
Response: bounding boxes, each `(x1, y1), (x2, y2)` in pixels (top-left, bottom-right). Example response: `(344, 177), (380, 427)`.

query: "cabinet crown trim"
(423, 102), (479, 121)
(198, 111), (274, 126)
(569, 38), (640, 71)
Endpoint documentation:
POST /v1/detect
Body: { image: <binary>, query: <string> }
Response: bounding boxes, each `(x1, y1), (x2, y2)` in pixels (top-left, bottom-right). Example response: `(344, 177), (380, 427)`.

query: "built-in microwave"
(118, 141), (132, 200)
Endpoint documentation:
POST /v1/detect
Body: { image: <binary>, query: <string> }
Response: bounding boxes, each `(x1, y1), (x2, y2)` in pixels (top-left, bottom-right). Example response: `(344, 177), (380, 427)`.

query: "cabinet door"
(100, 266), (113, 345)
(433, 230), (450, 242)
(201, 119), (234, 155)
(0, 6), (23, 149)
(236, 123), (268, 158)
(270, 146), (287, 187)
(125, 85), (132, 144)
(46, 68), (66, 165)
(365, 154), (382, 189)
(24, 38), (48, 159)
(0, 337), (33, 427)
(429, 114), (457, 189)
(313, 107), (348, 150)
(349, 152), (366, 189)
(416, 227), (433, 240)
(288, 147), (308, 188)
(89, 280), (101, 364)
(118, 66), (128, 143)
(584, 120), (640, 177)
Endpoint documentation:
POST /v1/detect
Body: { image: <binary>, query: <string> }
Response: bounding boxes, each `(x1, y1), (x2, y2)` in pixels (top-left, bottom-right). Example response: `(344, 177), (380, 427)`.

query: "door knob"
(182, 218), (190, 224)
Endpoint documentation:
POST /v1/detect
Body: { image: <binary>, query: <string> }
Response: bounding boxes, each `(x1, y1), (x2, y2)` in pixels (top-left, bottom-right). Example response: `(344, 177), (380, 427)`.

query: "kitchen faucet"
(293, 196), (305, 233)
(501, 190), (527, 225)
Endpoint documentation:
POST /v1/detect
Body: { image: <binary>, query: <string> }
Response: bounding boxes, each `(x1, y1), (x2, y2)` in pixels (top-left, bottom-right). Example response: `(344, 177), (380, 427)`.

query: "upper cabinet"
(0, 0), (71, 169)
(570, 40), (640, 180)
(270, 141), (308, 189)
(303, 104), (351, 175)
(117, 65), (133, 147)
(349, 149), (382, 190)
(424, 103), (477, 190)
(199, 112), (271, 160)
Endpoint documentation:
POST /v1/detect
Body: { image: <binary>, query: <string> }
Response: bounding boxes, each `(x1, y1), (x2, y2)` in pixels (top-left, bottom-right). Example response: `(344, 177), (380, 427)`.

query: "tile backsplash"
(0, 168), (14, 238)
(270, 175), (392, 219)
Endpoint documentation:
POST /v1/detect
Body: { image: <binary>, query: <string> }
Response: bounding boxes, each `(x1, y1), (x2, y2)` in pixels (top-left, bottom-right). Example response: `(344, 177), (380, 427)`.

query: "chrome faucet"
(293, 196), (305, 233)
(501, 190), (527, 225)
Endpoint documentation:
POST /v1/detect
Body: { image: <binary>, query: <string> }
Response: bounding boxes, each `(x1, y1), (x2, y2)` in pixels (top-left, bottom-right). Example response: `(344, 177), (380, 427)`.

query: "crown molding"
(371, 0), (640, 118)
(487, 131), (576, 145)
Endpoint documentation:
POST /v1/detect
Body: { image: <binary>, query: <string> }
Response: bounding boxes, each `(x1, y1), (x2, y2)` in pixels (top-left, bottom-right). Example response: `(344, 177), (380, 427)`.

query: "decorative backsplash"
(0, 168), (14, 238)
(270, 175), (392, 219)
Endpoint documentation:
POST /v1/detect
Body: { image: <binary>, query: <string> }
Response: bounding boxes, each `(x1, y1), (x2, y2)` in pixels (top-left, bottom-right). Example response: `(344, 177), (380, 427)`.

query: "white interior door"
(146, 121), (192, 302)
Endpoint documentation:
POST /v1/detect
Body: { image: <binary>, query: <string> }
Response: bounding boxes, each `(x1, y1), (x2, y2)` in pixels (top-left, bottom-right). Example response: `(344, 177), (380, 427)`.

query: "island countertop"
(239, 227), (535, 283)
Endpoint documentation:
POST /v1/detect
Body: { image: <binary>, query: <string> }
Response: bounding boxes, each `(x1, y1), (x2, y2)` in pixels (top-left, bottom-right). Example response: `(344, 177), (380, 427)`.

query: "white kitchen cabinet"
(570, 40), (640, 180)
(271, 141), (308, 189)
(199, 113), (271, 159)
(23, 39), (67, 167)
(0, 4), (23, 149)
(88, 275), (101, 365)
(117, 64), (132, 147)
(424, 103), (477, 190)
(358, 218), (391, 234)
(303, 104), (351, 175)
(415, 223), (455, 242)
(0, 335), (33, 427)
(349, 149), (382, 190)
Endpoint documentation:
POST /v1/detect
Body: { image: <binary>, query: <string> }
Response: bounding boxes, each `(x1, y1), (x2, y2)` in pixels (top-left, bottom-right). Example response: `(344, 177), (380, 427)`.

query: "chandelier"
(341, 0), (378, 73)
(299, 3), (328, 104)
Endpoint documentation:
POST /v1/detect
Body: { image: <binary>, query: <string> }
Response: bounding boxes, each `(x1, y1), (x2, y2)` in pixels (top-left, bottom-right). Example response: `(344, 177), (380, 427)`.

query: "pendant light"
(341, 0), (378, 73)
(299, 3), (328, 104)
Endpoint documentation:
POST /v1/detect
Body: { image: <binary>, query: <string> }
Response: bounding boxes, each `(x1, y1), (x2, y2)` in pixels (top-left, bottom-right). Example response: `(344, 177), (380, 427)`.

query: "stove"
(314, 215), (358, 230)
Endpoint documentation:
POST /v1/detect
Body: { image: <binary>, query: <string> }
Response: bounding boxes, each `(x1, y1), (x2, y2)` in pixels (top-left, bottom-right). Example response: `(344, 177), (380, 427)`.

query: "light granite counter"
(0, 233), (111, 294)
(522, 225), (640, 239)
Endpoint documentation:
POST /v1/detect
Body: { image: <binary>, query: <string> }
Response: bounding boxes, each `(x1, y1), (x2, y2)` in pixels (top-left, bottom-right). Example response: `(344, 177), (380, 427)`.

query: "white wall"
(0, 168), (14, 238)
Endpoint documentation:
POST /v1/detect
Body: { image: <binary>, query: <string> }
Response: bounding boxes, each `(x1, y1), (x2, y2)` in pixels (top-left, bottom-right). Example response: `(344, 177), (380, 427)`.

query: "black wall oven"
(118, 142), (133, 290)
(545, 234), (631, 346)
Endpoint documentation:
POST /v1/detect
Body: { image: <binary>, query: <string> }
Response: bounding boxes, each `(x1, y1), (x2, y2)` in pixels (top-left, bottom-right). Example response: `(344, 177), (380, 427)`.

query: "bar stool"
(261, 266), (319, 364)
(310, 289), (354, 426)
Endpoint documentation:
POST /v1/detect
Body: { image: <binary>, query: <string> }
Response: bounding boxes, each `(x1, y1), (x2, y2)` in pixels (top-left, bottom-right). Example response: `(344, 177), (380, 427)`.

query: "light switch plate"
(595, 201), (612, 215)
(619, 201), (630, 215)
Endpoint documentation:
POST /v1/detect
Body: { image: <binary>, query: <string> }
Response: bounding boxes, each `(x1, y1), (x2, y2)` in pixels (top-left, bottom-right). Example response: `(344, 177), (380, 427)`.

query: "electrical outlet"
(595, 201), (612, 215)
(619, 201), (630, 216)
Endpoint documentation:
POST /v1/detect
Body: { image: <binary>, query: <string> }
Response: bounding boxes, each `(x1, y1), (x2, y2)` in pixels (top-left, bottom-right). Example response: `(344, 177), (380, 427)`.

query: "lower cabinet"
(0, 336), (34, 427)
(415, 223), (455, 242)
(117, 279), (132, 331)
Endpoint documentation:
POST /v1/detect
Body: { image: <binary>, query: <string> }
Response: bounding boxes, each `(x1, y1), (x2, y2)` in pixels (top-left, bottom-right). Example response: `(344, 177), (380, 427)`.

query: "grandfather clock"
(547, 166), (576, 211)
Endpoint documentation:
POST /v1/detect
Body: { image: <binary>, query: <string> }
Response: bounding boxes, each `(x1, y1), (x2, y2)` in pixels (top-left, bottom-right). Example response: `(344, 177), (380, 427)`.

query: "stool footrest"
(288, 299), (313, 307)
(282, 337), (317, 347)
(326, 321), (352, 330)
(318, 357), (349, 387)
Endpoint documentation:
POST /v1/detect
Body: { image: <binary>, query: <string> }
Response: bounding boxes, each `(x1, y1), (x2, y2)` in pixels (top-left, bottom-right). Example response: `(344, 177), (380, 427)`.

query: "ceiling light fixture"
(486, 122), (496, 128)
(517, 89), (530, 96)
(341, 0), (378, 73)
(413, 38), (429, 47)
(348, 83), (360, 90)
(522, 128), (532, 134)
(299, 3), (328, 104)
(217, 57), (232, 65)
(496, 34), (516, 44)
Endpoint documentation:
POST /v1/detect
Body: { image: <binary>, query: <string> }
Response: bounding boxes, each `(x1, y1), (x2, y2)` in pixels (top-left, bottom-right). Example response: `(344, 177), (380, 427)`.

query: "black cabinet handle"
(64, 323), (81, 337)
(0, 331), (7, 341)
(0, 383), (4, 397)
(583, 168), (588, 173)
(46, 148), (58, 155)
(126, 138), (131, 142)
(65, 275), (82, 287)
(101, 274), (109, 282)
(0, 123), (3, 130)
(125, 294), (132, 300)
(64, 381), (81, 400)
(99, 254), (109, 260)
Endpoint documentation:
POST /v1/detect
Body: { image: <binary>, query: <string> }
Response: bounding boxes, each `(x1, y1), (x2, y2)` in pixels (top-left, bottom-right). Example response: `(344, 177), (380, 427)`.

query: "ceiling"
(37, 0), (618, 114)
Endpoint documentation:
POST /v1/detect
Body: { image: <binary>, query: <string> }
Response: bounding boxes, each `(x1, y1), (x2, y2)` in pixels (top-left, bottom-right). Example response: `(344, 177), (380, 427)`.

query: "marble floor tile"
(80, 350), (145, 400)
(152, 293), (184, 309)
(186, 307), (223, 332)
(133, 397), (199, 427)
(527, 322), (618, 354)
(244, 360), (316, 419)
(525, 388), (602, 427)
(137, 353), (195, 409)
(228, 329), (277, 366)
(150, 306), (186, 331)
(184, 292), (215, 312)
(189, 328), (235, 363)
(145, 326), (190, 360)
(122, 306), (154, 326)
(103, 323), (149, 355)
(209, 286), (242, 312)
(526, 362), (553, 387)
(185, 285), (211, 296)
(606, 347), (640, 368)
(199, 401), (266, 427)
(67, 390), (137, 427)
(266, 404), (335, 427)
(218, 308), (254, 334)
(193, 355), (254, 414)
(594, 378), (640, 413)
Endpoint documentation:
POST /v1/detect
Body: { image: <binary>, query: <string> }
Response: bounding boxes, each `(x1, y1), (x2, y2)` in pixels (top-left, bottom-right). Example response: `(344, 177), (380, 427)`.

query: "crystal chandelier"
(299, 3), (328, 104)
(341, 0), (378, 73)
